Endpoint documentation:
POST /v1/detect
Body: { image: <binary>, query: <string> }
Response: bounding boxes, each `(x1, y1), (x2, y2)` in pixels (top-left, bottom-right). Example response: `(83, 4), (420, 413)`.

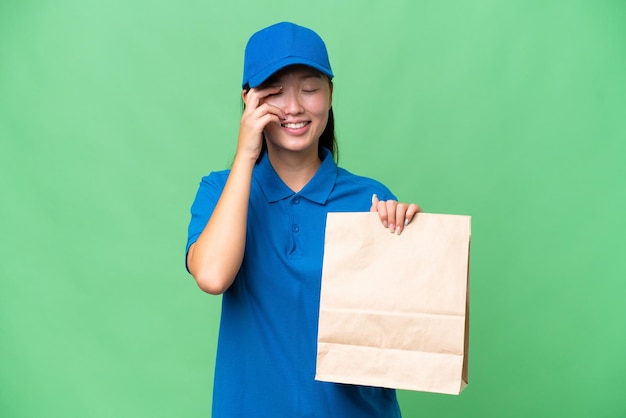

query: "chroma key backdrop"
(1, 1), (625, 417)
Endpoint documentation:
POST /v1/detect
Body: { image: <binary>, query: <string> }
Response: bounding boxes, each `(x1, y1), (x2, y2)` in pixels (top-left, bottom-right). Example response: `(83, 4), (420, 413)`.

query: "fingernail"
(396, 226), (402, 235)
(389, 224), (395, 232)
(383, 221), (388, 228)
(404, 218), (409, 226)
(372, 193), (377, 204)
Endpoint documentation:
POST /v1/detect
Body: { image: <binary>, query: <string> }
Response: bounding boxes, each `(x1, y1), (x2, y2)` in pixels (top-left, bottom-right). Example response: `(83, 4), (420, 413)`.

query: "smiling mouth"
(281, 121), (309, 129)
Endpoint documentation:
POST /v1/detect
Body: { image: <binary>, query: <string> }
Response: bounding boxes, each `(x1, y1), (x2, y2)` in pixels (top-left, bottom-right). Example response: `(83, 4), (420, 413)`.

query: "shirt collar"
(255, 147), (337, 204)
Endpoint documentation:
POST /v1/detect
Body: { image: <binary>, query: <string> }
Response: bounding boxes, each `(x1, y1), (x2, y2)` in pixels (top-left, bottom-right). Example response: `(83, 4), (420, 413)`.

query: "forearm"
(188, 85), (284, 293)
(187, 157), (255, 294)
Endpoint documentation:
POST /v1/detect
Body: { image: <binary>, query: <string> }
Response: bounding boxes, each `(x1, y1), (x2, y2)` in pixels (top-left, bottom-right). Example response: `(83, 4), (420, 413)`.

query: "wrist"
(232, 153), (257, 173)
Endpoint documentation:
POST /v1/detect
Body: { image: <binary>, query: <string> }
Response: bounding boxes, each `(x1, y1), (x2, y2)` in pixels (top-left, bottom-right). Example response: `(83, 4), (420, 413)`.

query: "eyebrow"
(299, 72), (323, 80)
(265, 71), (324, 85)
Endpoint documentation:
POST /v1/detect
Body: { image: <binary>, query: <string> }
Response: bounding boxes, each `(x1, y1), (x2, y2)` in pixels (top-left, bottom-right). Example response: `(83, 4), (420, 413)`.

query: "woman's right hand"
(238, 86), (285, 162)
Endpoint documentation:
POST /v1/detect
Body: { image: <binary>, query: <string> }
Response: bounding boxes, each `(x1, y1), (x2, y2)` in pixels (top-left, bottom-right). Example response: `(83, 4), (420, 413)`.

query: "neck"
(266, 146), (321, 193)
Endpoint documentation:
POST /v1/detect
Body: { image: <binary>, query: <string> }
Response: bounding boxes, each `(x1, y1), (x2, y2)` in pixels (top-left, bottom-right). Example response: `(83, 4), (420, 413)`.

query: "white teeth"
(283, 122), (307, 129)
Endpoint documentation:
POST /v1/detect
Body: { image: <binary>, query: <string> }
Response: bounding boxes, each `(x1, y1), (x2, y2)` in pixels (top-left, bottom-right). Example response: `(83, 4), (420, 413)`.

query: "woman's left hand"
(370, 194), (422, 235)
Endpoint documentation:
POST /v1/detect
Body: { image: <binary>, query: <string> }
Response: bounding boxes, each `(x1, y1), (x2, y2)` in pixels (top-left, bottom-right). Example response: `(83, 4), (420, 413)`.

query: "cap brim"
(247, 57), (334, 88)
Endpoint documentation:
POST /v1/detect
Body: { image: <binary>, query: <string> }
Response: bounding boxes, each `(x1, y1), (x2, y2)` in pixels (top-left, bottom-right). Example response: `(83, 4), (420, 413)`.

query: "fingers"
(243, 85), (283, 112)
(370, 195), (389, 228)
(386, 200), (398, 233)
(237, 86), (285, 161)
(394, 203), (420, 235)
(370, 193), (379, 212)
(242, 86), (285, 129)
(405, 203), (422, 225)
(372, 196), (422, 235)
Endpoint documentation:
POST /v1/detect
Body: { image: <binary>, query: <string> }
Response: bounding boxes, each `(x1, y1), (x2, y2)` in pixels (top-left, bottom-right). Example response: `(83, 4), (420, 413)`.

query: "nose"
(281, 88), (304, 115)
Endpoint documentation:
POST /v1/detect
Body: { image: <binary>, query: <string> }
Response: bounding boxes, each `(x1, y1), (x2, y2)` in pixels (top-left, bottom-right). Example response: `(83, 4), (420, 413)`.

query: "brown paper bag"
(315, 212), (471, 395)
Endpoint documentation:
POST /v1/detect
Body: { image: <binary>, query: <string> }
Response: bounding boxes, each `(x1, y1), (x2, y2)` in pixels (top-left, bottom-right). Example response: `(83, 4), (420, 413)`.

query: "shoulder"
(335, 167), (396, 201)
(195, 169), (231, 194)
(199, 169), (230, 186)
(190, 169), (231, 209)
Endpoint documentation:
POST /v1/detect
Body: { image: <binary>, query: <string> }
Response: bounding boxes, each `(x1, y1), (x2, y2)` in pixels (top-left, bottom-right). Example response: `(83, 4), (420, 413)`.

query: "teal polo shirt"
(187, 148), (401, 417)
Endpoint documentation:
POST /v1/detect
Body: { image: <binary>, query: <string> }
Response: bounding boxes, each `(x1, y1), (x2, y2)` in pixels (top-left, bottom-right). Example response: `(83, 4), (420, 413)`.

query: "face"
(260, 65), (332, 156)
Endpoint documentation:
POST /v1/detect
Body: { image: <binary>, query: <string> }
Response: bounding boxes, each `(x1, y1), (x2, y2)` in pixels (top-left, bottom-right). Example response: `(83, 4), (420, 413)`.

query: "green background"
(2, 0), (625, 417)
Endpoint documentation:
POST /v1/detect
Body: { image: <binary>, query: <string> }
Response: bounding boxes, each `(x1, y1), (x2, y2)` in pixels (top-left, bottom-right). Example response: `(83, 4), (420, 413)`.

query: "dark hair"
(242, 76), (338, 165)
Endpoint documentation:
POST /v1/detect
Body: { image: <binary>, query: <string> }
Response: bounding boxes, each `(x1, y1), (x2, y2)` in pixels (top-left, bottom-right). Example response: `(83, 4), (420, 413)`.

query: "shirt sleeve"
(336, 167), (398, 210)
(185, 171), (229, 271)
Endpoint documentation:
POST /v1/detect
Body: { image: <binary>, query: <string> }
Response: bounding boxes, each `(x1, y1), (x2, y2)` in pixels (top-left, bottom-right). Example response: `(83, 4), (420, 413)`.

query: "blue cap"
(242, 22), (334, 89)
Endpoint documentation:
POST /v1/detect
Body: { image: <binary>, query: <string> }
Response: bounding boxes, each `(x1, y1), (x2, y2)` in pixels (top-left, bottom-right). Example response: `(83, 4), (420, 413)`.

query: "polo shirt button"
(292, 197), (301, 205)
(291, 224), (299, 233)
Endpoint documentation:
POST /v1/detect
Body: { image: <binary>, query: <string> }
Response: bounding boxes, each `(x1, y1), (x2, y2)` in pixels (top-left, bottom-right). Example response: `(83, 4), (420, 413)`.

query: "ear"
(242, 89), (248, 105)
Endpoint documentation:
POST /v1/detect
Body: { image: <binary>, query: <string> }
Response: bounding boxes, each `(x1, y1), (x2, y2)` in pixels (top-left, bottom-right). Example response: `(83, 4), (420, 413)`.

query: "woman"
(186, 22), (420, 417)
